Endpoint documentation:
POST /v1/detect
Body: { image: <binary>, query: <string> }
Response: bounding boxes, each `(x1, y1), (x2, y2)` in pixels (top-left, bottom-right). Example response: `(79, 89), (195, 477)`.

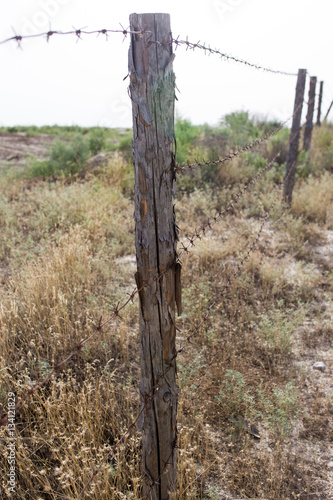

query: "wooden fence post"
(303, 76), (317, 151)
(283, 68), (307, 205)
(324, 100), (333, 123)
(316, 80), (324, 126)
(129, 13), (178, 499)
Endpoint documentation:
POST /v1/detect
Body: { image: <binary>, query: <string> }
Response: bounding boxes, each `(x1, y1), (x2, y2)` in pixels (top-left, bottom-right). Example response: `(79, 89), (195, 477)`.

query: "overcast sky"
(1, 0), (333, 128)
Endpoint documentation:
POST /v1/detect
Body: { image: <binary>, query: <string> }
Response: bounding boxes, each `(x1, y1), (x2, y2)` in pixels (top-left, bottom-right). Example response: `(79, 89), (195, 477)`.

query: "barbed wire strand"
(176, 98), (304, 174)
(176, 121), (283, 174)
(0, 26), (298, 77)
(0, 27), (149, 46)
(176, 151), (280, 262)
(169, 37), (298, 77)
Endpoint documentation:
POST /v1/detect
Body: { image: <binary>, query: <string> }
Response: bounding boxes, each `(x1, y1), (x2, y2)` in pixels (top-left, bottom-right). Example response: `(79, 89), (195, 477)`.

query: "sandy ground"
(0, 132), (55, 167)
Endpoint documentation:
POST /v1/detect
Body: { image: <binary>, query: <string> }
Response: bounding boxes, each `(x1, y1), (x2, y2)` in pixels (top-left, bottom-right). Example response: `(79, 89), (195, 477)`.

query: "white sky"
(1, 0), (333, 128)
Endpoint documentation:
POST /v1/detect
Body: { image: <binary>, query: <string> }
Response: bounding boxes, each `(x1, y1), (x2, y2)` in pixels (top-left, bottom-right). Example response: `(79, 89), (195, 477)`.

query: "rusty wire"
(169, 37), (298, 77)
(0, 26), (298, 78)
(175, 125), (283, 173)
(176, 98), (305, 174)
(0, 26), (149, 47)
(176, 151), (280, 262)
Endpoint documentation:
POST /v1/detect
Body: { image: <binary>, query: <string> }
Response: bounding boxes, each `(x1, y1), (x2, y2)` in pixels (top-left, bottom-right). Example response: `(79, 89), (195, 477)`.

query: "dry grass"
(292, 172), (333, 228)
(1, 128), (333, 499)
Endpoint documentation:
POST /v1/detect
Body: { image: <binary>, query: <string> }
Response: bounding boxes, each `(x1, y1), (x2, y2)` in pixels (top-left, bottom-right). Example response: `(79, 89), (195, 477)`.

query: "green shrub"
(89, 128), (106, 155)
(219, 111), (260, 148)
(118, 134), (133, 160)
(48, 135), (90, 176)
(216, 370), (257, 420)
(258, 382), (301, 437)
(27, 135), (91, 178)
(175, 119), (204, 164)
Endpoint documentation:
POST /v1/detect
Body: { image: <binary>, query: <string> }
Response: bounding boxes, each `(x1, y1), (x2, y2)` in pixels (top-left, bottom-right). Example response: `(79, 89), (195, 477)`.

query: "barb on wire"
(169, 37), (298, 77)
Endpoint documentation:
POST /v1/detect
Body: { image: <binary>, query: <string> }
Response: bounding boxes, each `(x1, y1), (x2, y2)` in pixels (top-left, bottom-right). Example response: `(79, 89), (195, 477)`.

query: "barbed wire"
(169, 37), (298, 77)
(0, 26), (148, 46)
(176, 151), (280, 262)
(0, 25), (298, 77)
(177, 120), (305, 410)
(176, 98), (305, 174)
(175, 122), (284, 174)
(0, 16), (319, 500)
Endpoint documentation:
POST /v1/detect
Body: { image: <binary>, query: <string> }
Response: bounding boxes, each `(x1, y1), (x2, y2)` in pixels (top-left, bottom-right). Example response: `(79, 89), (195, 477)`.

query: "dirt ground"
(0, 132), (55, 166)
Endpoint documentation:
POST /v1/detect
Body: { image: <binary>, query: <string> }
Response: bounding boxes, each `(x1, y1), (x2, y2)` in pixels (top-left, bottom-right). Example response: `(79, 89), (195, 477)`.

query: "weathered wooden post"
(303, 76), (317, 151)
(283, 68), (307, 205)
(129, 13), (179, 499)
(316, 80), (324, 126)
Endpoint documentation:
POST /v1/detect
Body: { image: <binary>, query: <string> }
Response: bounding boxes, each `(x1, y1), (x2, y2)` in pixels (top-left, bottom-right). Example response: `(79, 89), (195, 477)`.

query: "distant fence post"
(303, 76), (317, 151)
(316, 80), (324, 126)
(283, 68), (307, 205)
(129, 13), (178, 499)
(324, 100), (333, 123)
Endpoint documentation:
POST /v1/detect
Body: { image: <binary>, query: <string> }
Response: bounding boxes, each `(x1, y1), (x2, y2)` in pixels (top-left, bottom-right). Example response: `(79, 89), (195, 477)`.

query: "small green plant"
(257, 303), (305, 365)
(258, 382), (301, 437)
(178, 350), (207, 393)
(215, 370), (257, 420)
(27, 135), (91, 178)
(216, 372), (301, 438)
(204, 485), (219, 499)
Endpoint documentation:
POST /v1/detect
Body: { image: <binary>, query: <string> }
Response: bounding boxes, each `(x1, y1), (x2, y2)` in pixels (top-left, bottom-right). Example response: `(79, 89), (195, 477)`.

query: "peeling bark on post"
(283, 68), (307, 205)
(303, 76), (317, 151)
(316, 81), (324, 126)
(129, 13), (178, 499)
